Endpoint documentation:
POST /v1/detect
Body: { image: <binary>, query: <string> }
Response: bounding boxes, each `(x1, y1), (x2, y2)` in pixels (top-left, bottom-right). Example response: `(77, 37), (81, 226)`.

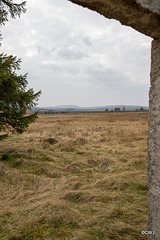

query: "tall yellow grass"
(0, 112), (148, 239)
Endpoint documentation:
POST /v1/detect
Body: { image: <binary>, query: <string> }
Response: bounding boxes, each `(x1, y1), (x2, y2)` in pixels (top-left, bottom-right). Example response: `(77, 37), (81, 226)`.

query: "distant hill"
(32, 105), (149, 112)
(45, 105), (79, 109)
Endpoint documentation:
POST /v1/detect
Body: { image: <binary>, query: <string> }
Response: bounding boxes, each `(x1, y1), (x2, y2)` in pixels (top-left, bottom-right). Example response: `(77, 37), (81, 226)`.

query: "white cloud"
(1, 0), (152, 107)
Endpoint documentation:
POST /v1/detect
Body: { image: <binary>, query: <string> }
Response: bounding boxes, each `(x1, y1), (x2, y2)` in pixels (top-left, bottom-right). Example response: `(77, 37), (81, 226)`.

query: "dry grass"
(0, 112), (148, 239)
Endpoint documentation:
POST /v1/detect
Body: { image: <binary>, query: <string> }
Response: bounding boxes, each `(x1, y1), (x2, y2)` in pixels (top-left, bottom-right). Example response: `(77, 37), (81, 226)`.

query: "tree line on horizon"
(105, 107), (148, 112)
(32, 106), (149, 115)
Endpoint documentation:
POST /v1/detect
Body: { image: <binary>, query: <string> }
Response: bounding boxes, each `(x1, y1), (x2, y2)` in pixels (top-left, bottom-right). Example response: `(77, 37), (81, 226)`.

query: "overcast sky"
(1, 0), (152, 107)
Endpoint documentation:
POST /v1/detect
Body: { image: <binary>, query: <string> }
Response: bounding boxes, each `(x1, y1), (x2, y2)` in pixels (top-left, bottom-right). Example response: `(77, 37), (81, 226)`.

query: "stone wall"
(148, 39), (160, 240)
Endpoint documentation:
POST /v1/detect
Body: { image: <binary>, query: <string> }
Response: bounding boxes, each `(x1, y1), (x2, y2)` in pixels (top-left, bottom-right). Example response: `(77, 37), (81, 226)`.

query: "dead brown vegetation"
(0, 112), (148, 239)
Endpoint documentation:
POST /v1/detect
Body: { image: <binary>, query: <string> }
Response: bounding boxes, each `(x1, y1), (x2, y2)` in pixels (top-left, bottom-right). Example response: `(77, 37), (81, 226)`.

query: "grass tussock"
(0, 112), (148, 239)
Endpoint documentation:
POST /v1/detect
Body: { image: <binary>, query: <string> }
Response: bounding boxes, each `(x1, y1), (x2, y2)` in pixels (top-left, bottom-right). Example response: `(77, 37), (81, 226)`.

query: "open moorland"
(0, 112), (148, 240)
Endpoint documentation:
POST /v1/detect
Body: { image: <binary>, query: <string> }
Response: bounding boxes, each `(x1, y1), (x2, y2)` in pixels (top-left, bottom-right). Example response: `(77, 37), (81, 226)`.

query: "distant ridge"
(46, 105), (79, 109)
(33, 105), (149, 112)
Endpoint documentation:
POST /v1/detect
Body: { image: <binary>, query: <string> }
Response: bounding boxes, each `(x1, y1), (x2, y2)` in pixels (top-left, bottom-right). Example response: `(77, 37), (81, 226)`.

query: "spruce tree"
(0, 54), (41, 133)
(0, 0), (26, 25)
(0, 1), (41, 135)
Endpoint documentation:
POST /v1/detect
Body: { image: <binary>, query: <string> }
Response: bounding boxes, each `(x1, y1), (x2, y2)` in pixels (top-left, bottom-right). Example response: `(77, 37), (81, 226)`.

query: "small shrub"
(1, 153), (10, 161)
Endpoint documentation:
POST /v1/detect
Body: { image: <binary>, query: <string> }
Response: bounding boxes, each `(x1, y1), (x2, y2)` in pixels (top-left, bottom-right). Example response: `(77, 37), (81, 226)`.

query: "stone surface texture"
(136, 0), (160, 15)
(69, 0), (160, 38)
(148, 39), (160, 240)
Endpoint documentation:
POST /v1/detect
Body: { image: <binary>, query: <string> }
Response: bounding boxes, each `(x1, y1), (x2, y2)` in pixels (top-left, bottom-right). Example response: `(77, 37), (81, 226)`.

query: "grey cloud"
(37, 46), (56, 55)
(57, 47), (89, 60)
(81, 36), (93, 46)
(1, 0), (151, 107)
(85, 63), (131, 89)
